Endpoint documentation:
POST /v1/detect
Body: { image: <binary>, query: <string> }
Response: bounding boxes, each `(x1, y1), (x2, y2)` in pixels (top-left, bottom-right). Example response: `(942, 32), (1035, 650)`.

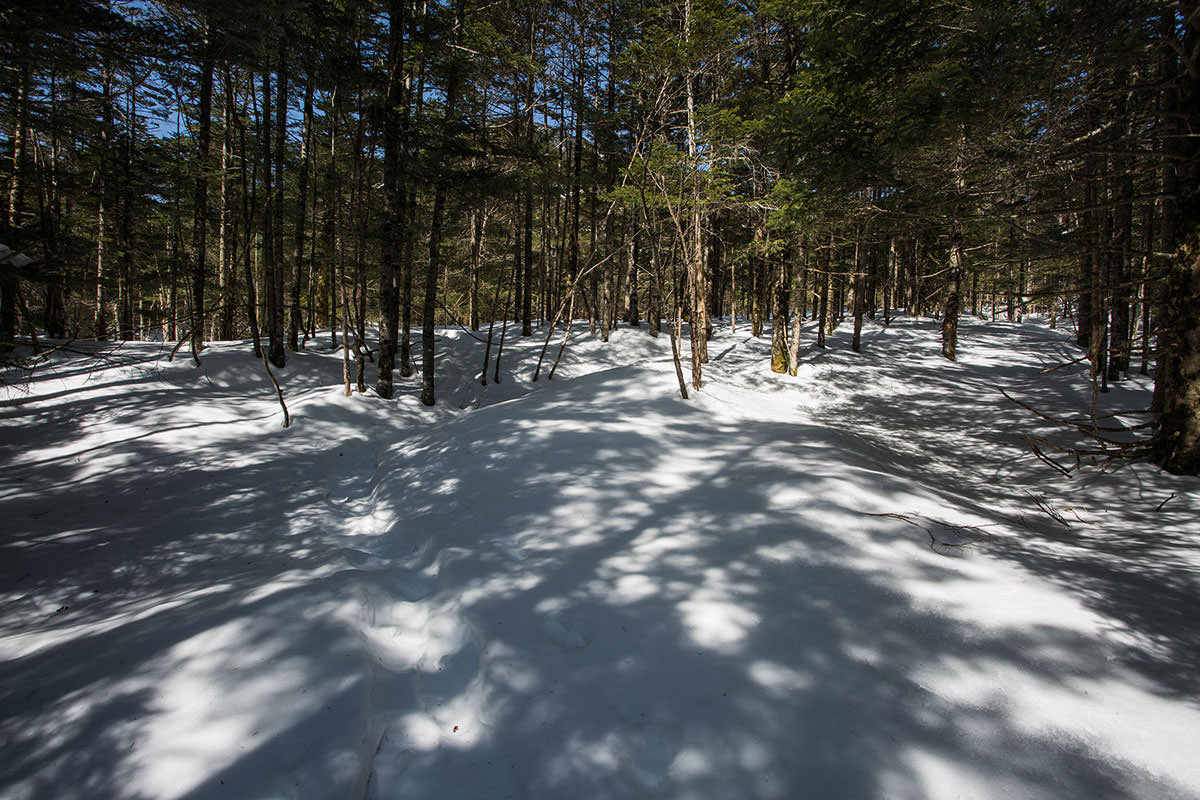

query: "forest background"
(1, 0), (1198, 472)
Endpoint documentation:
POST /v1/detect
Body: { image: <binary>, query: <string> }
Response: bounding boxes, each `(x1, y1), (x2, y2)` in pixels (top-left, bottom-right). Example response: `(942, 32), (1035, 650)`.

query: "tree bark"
(420, 0), (466, 406)
(770, 251), (790, 373)
(190, 24), (213, 360)
(942, 221), (963, 362)
(218, 64), (236, 341)
(684, 0), (707, 389)
(94, 63), (113, 340)
(1152, 5), (1200, 473)
(261, 67), (285, 367)
(851, 239), (865, 353)
(376, 0), (407, 398)
(817, 242), (830, 349)
(239, 72), (263, 359)
(1154, 247), (1200, 473)
(269, 50), (288, 367)
(288, 78), (314, 352)
(521, 16), (535, 337)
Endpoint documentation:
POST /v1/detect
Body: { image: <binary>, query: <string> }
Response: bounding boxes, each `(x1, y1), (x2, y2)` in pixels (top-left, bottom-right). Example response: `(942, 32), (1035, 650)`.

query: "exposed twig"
(1038, 353), (1090, 374)
(1001, 388), (1152, 452)
(1155, 492), (1177, 512)
(436, 297), (488, 344)
(1021, 435), (1076, 475)
(867, 512), (995, 555)
(1024, 490), (1071, 527)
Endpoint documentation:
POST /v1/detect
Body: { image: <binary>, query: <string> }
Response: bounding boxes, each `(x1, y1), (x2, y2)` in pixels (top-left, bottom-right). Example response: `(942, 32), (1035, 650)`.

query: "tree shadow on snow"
(2, 323), (1197, 800)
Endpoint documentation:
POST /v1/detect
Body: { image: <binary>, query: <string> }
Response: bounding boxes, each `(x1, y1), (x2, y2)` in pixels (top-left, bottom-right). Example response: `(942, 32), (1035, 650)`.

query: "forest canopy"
(1, 0), (1198, 471)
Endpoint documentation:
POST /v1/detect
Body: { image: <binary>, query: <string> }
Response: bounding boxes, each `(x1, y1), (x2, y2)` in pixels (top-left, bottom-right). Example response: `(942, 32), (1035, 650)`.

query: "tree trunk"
(377, 1), (407, 398)
(1152, 5), (1200, 472)
(1107, 132), (1134, 381)
(325, 88), (340, 350)
(94, 64), (113, 340)
(684, 0), (706, 388)
(942, 221), (963, 361)
(400, 189), (415, 378)
(770, 252), (790, 373)
(851, 239), (865, 353)
(0, 57), (29, 346)
(1087, 175), (1108, 392)
(268, 51), (288, 367)
(1076, 246), (1093, 350)
(521, 17), (535, 337)
(261, 67), (285, 367)
(469, 209), (483, 330)
(627, 218), (640, 326)
(190, 25), (214, 360)
(420, 0), (466, 406)
(817, 243), (830, 349)
(288, 78), (314, 352)
(218, 65), (235, 341)
(118, 82), (136, 341)
(240, 72), (263, 359)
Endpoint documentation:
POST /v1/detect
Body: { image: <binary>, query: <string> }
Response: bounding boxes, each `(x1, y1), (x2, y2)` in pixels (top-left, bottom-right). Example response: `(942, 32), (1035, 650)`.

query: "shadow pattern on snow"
(1, 319), (1197, 800)
(764, 316), (1200, 700)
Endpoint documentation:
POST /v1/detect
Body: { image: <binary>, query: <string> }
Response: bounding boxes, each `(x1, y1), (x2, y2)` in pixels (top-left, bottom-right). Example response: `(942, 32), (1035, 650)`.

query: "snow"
(2, 315), (1198, 800)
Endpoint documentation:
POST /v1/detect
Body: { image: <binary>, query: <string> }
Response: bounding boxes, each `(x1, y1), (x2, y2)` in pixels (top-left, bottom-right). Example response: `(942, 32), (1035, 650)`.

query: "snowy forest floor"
(2, 313), (1199, 800)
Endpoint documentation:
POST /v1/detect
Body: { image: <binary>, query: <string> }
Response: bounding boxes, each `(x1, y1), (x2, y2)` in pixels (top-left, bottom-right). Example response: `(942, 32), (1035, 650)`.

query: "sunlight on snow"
(131, 617), (355, 799)
(747, 660), (817, 696)
(5, 319), (1200, 800)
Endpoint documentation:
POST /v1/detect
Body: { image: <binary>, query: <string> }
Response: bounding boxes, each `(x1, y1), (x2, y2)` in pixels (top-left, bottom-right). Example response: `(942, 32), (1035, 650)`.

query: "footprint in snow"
(395, 570), (437, 601)
(539, 616), (587, 649)
(621, 724), (682, 791)
(341, 548), (398, 571)
(489, 540), (527, 562)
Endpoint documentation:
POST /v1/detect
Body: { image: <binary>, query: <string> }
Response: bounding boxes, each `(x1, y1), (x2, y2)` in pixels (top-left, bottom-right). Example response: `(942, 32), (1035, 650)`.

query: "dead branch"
(1024, 490), (1071, 527)
(867, 512), (996, 555)
(1038, 353), (1090, 374)
(1022, 435), (1077, 475)
(1000, 388), (1151, 448)
(1155, 492), (1177, 512)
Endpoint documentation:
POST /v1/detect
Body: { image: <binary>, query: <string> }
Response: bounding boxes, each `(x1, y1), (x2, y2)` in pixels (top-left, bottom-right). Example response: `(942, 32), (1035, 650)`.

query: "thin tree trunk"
(770, 253), (790, 373)
(117, 78), (136, 341)
(684, 0), (705, 388)
(95, 65), (113, 340)
(377, 1), (407, 398)
(851, 239), (865, 353)
(494, 260), (515, 383)
(268, 50), (288, 367)
(190, 23), (214, 361)
(289, 78), (314, 351)
(942, 221), (963, 361)
(261, 67), (284, 366)
(521, 17), (535, 337)
(218, 64), (235, 341)
(237, 72), (263, 358)
(469, 209), (483, 330)
(420, 0), (466, 406)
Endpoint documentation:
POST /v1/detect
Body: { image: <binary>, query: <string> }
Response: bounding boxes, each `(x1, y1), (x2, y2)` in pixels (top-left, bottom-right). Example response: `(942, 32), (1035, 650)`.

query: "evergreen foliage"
(1, 0), (1196, 470)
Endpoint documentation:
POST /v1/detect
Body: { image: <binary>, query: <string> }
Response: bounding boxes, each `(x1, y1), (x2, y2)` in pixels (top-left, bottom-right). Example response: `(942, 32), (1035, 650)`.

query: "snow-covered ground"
(2, 314), (1198, 800)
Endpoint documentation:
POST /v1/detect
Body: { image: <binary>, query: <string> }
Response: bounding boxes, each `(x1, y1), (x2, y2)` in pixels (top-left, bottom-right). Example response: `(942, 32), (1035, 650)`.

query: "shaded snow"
(2, 316), (1198, 799)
